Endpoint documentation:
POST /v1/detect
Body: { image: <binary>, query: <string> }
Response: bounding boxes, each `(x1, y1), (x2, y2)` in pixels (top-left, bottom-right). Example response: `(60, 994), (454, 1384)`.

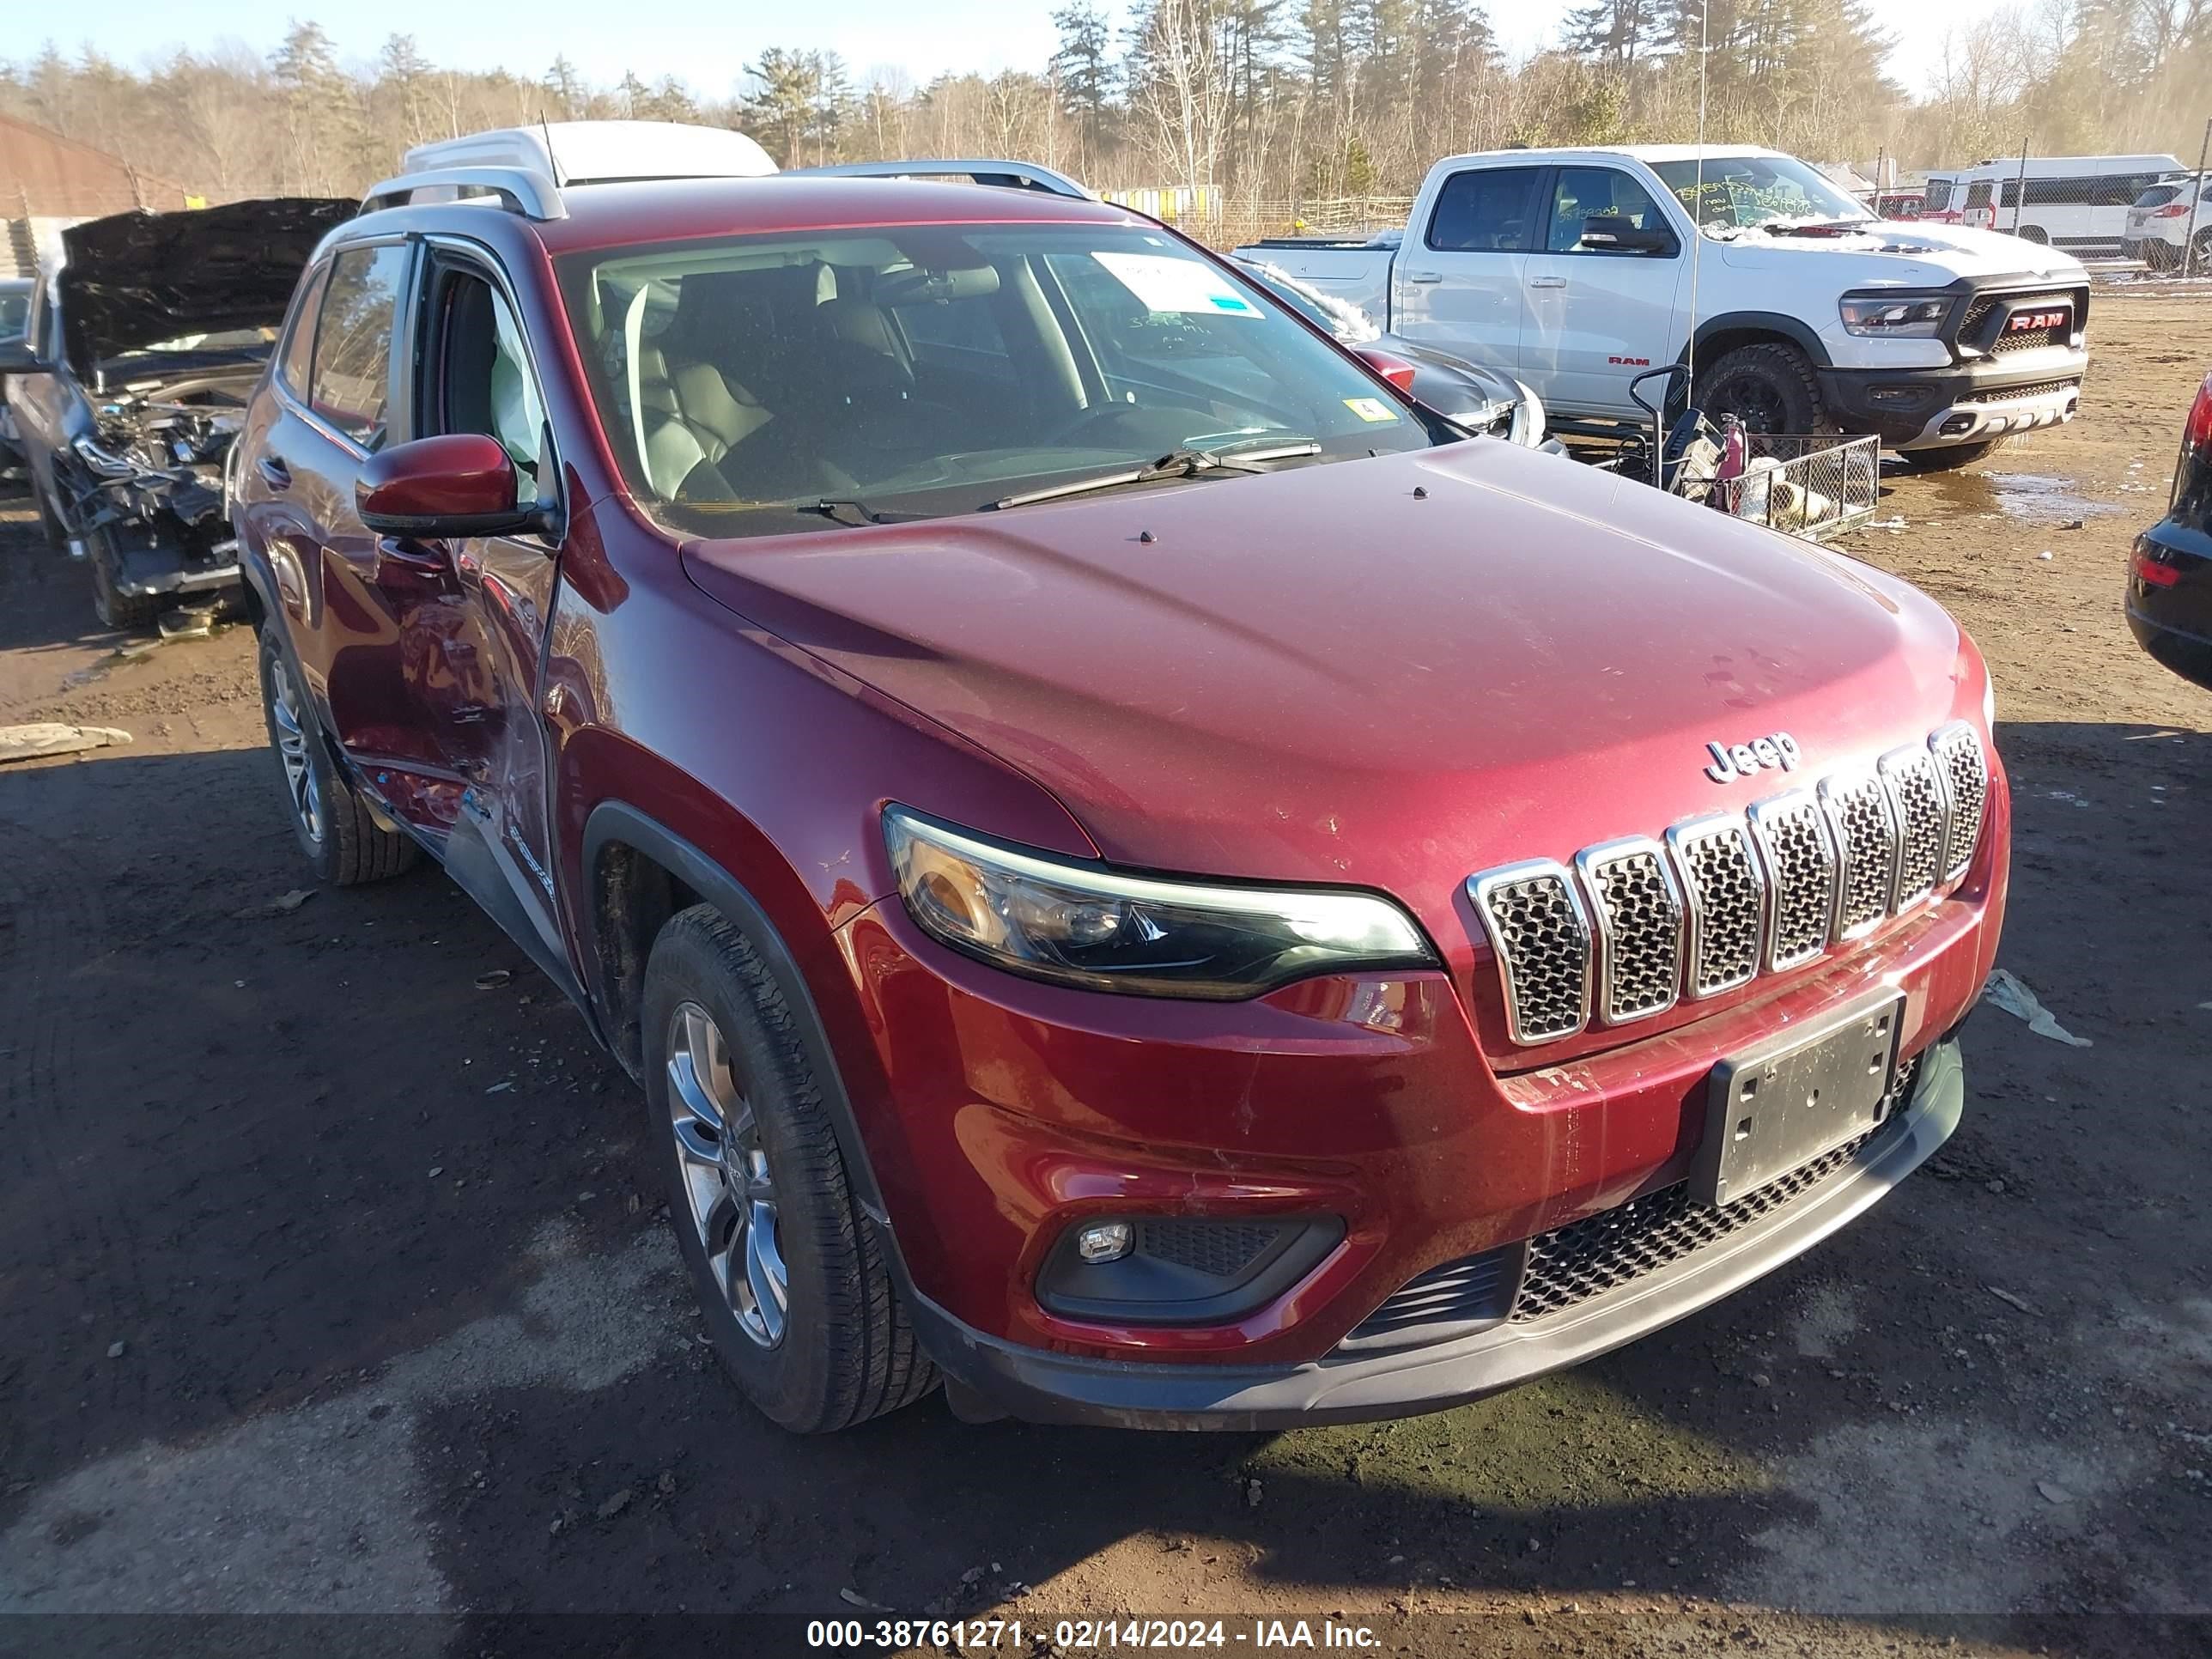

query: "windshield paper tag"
(1094, 252), (1261, 319)
(1343, 397), (1399, 422)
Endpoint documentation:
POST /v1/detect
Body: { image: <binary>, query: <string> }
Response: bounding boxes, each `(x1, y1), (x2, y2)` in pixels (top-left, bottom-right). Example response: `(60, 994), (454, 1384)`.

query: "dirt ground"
(1, 295), (2208, 1659)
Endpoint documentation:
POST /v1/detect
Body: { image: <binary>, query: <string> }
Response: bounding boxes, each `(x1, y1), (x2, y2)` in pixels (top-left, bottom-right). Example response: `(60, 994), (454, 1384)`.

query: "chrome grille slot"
(1469, 725), (1991, 1047)
(1666, 817), (1764, 999)
(1577, 839), (1684, 1024)
(1879, 744), (1950, 908)
(1747, 792), (1839, 971)
(1929, 723), (1987, 884)
(1468, 861), (1590, 1045)
(1820, 772), (1899, 941)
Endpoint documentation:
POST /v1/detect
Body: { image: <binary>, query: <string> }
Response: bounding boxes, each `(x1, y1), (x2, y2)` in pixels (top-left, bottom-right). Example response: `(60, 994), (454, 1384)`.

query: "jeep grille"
(1468, 726), (1988, 1046)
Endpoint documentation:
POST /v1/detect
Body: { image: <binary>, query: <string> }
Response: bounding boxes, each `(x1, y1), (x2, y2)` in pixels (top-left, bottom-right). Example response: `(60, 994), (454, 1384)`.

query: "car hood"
(1715, 221), (2087, 285)
(680, 442), (1970, 926)
(58, 198), (356, 377)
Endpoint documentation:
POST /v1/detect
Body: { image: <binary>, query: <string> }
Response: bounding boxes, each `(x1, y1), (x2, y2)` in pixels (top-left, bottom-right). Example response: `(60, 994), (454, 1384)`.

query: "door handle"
(1406, 271), (1443, 284)
(1528, 276), (1569, 289)
(257, 454), (292, 489)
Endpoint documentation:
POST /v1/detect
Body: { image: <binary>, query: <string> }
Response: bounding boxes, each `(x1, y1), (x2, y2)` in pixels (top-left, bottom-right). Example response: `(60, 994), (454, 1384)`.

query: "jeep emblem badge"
(1704, 732), (1800, 783)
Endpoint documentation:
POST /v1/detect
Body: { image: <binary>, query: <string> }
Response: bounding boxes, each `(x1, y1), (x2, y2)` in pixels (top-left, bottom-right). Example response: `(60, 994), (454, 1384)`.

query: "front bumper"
(1820, 357), (2083, 449)
(914, 1041), (1962, 1428)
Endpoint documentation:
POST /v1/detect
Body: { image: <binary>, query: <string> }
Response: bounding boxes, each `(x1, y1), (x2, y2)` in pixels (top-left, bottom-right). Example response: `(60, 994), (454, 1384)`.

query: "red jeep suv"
(232, 133), (2007, 1433)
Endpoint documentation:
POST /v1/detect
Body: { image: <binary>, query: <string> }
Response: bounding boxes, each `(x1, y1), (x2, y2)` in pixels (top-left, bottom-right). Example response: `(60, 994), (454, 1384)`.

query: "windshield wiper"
(989, 440), (1321, 511)
(802, 498), (921, 526)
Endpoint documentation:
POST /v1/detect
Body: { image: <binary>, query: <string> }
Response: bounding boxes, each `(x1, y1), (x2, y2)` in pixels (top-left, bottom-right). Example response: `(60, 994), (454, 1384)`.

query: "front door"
(1519, 166), (1686, 417)
(1389, 165), (1546, 382)
(392, 248), (568, 979)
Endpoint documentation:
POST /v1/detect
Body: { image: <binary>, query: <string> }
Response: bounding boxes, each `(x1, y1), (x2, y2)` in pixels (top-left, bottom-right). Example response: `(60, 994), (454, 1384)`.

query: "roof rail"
(787, 159), (1096, 200)
(360, 165), (567, 222)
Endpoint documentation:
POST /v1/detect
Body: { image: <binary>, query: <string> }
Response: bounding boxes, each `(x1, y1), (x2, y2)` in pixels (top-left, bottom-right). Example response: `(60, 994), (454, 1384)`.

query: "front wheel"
(1890, 438), (2008, 474)
(643, 905), (937, 1432)
(86, 526), (160, 631)
(1700, 343), (1824, 436)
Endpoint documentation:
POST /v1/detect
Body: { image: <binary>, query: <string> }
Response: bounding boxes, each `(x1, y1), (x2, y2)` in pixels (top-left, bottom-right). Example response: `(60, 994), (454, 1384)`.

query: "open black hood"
(58, 197), (356, 376)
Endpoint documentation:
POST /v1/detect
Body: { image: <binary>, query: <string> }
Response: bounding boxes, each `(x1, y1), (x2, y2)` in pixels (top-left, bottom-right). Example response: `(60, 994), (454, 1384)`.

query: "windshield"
(556, 222), (1434, 537)
(1651, 156), (1871, 231)
(108, 325), (277, 362)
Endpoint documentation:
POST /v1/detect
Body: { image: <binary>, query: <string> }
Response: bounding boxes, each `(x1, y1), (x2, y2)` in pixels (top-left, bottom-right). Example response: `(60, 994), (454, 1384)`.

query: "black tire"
(86, 525), (161, 631)
(255, 627), (417, 885)
(1890, 437), (2008, 474)
(643, 904), (937, 1433)
(1700, 342), (1824, 437)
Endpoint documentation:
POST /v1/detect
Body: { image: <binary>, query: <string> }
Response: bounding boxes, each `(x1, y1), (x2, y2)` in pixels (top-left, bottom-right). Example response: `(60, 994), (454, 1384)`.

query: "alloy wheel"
(268, 653), (325, 845)
(666, 1000), (789, 1347)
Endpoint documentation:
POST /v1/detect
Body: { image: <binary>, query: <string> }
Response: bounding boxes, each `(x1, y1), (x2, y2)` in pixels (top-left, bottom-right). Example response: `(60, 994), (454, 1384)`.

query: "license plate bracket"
(1692, 994), (1905, 1207)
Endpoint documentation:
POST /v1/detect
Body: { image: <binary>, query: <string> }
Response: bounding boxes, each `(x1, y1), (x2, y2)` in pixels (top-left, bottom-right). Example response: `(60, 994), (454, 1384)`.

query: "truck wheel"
(1891, 438), (2008, 474)
(1701, 343), (1823, 436)
(86, 526), (161, 631)
(643, 904), (939, 1433)
(256, 627), (417, 885)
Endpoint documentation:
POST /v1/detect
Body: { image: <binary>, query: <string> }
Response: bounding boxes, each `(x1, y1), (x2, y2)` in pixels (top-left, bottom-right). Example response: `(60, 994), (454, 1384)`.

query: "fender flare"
(1684, 311), (1834, 370)
(578, 799), (894, 1228)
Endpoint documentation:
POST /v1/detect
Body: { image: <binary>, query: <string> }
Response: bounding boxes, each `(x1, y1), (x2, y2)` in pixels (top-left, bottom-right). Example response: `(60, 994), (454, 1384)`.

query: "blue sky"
(21, 0), (2014, 97)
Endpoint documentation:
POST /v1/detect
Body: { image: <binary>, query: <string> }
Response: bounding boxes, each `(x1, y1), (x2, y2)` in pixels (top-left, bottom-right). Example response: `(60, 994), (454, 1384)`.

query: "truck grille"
(1468, 727), (1987, 1046)
(1956, 376), (2080, 404)
(1958, 289), (2083, 358)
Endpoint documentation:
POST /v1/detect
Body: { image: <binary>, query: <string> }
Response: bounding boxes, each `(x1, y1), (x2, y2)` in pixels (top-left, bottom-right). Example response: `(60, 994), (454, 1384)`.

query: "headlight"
(1838, 295), (1948, 337)
(1511, 380), (1547, 447)
(884, 806), (1437, 1000)
(1981, 668), (1996, 729)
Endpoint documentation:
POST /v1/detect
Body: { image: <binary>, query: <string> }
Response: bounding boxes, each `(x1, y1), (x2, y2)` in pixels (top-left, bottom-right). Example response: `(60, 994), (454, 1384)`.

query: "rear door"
(1519, 165), (1686, 417)
(1389, 165), (1545, 381)
(237, 238), (452, 805)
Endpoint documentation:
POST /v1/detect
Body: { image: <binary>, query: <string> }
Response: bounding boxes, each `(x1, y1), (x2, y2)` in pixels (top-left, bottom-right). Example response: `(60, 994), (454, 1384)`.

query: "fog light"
(1075, 1221), (1133, 1264)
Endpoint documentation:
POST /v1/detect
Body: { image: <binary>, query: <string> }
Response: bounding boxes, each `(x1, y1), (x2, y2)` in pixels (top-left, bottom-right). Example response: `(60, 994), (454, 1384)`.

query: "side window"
(1547, 167), (1669, 252)
(433, 268), (547, 486)
(277, 264), (329, 394)
(312, 244), (408, 450)
(1966, 182), (1994, 211)
(1426, 167), (1543, 252)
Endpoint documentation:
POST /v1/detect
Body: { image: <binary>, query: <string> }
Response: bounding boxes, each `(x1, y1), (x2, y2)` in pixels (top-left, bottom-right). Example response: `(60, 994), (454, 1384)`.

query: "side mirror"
(1579, 215), (1679, 257)
(0, 337), (51, 375)
(356, 434), (551, 538)
(1349, 343), (1420, 393)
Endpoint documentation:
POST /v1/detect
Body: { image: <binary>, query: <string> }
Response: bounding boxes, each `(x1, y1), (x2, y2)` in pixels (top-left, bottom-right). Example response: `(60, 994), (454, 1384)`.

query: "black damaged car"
(0, 197), (351, 629)
(2127, 368), (2212, 692)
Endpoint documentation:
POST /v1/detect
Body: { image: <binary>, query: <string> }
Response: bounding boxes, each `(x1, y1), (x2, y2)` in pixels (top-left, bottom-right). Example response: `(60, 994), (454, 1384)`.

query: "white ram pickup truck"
(1237, 145), (2091, 471)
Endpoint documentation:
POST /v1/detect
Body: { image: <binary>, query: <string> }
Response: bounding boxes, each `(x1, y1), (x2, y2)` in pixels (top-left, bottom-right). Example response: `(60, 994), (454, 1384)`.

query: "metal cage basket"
(1684, 432), (1881, 541)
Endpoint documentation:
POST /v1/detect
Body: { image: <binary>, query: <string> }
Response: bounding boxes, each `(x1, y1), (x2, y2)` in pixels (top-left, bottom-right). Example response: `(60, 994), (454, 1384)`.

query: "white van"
(1921, 155), (2184, 255)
